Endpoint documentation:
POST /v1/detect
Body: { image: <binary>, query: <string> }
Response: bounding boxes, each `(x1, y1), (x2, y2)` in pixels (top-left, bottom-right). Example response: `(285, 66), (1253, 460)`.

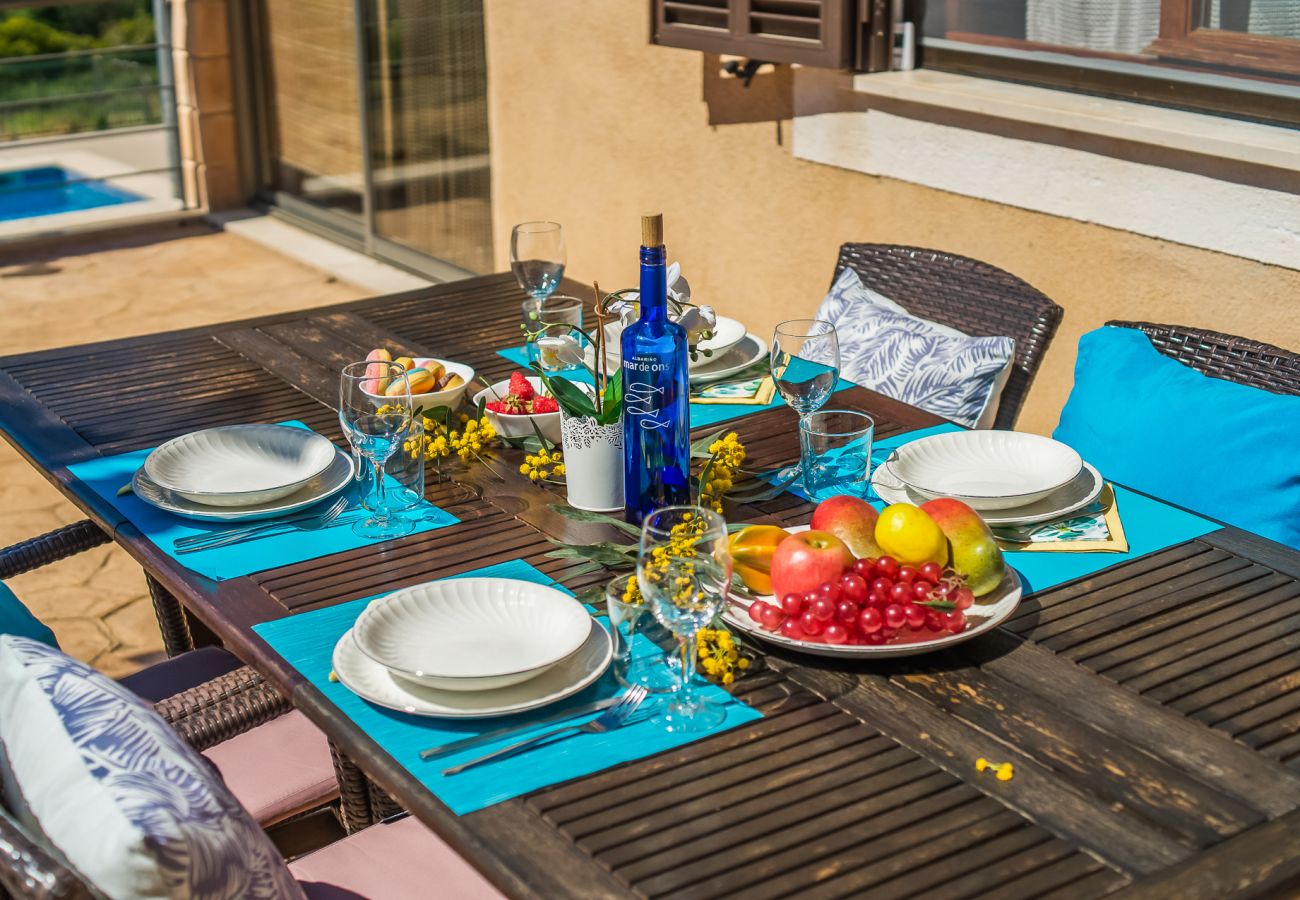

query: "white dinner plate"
(332, 618), (613, 718)
(692, 315), (747, 365)
(144, 424), (338, 507)
(885, 431), (1082, 510)
(722, 528), (1021, 658)
(352, 578), (592, 691)
(689, 333), (768, 385)
(132, 445), (356, 522)
(872, 459), (1105, 527)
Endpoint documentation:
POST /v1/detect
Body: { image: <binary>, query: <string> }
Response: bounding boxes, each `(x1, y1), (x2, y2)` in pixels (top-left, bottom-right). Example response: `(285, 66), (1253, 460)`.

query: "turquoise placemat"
(497, 344), (854, 429)
(66, 422), (459, 581)
(253, 559), (762, 816)
(761, 422), (1220, 594)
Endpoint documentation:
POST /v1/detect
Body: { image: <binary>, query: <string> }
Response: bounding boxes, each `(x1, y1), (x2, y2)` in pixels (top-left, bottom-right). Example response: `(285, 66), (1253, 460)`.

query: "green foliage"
(0, 16), (96, 56)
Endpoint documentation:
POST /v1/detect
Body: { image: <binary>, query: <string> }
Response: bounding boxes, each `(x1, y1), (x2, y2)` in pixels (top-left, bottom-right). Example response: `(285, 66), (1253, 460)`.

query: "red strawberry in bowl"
(531, 396), (559, 414)
(509, 371), (535, 401)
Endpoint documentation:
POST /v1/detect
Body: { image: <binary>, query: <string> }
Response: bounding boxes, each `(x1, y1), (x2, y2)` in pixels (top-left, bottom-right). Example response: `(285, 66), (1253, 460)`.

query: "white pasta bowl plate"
(143, 424), (338, 507)
(473, 377), (561, 445)
(884, 430), (1083, 511)
(352, 578), (593, 692)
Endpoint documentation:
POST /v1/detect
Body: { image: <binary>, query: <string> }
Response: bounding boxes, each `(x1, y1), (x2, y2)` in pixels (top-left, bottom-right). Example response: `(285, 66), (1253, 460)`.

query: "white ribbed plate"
(144, 424), (337, 507)
(722, 525), (1021, 659)
(333, 618), (612, 718)
(352, 578), (592, 691)
(689, 334), (767, 385)
(887, 430), (1082, 510)
(132, 445), (355, 522)
(873, 460), (1104, 527)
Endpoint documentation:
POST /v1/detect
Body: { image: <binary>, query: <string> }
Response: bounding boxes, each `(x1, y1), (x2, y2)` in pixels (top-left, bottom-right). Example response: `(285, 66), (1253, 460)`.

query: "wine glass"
(511, 221), (566, 305)
(638, 506), (733, 732)
(771, 320), (840, 493)
(339, 360), (414, 540)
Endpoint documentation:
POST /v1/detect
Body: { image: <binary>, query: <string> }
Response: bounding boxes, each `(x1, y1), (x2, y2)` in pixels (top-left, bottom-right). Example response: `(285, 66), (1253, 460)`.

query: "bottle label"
(625, 354), (671, 430)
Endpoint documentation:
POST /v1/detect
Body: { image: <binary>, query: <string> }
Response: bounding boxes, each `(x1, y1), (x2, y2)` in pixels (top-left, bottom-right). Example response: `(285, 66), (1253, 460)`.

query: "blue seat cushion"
(0, 582), (58, 649)
(1054, 326), (1300, 548)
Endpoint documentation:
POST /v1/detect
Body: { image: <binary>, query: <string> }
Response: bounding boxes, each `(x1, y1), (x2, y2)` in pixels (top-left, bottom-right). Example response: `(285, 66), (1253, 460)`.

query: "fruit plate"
(722, 526), (1022, 659)
(352, 577), (593, 691)
(132, 444), (356, 523)
(872, 461), (1104, 527)
(332, 618), (612, 718)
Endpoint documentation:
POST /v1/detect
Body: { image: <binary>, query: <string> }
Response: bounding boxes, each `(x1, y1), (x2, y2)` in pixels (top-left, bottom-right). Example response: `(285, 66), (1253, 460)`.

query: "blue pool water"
(0, 166), (142, 222)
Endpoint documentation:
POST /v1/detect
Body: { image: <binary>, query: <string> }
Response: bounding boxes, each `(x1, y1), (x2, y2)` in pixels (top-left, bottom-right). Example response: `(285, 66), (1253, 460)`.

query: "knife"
(418, 696), (620, 761)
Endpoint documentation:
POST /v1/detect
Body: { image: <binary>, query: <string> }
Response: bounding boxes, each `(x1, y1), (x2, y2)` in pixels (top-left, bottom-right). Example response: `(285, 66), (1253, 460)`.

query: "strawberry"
(531, 396), (559, 414)
(508, 371), (535, 401)
(485, 400), (505, 413)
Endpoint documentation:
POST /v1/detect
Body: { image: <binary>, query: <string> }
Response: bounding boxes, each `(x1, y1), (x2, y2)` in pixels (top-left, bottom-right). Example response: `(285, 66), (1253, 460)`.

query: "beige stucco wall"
(483, 0), (1300, 436)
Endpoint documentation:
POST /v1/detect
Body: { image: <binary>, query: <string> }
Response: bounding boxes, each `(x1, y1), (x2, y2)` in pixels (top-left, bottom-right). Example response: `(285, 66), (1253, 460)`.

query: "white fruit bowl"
(351, 578), (592, 692)
(885, 430), (1082, 511)
(362, 358), (475, 413)
(143, 424), (337, 507)
(473, 377), (561, 445)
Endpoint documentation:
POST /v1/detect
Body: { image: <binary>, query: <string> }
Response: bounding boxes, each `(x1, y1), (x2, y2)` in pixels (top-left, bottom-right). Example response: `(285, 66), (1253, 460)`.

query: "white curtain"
(1207, 0), (1300, 37)
(1026, 0), (1162, 53)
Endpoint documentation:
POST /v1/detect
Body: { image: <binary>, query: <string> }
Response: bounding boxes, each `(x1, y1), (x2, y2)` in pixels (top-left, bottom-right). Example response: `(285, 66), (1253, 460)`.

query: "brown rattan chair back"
(1106, 321), (1300, 396)
(833, 244), (1064, 429)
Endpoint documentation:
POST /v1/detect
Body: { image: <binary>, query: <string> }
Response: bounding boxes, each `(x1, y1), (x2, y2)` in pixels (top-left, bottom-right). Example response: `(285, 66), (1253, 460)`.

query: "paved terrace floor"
(0, 220), (370, 676)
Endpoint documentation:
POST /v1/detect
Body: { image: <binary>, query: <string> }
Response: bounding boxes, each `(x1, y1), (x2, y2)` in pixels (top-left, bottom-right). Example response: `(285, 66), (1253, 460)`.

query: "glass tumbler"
(605, 574), (677, 694)
(798, 409), (875, 500)
(522, 294), (585, 369)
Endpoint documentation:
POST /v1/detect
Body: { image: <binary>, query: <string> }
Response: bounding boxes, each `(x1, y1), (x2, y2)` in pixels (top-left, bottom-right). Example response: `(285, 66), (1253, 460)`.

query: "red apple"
(810, 495), (883, 559)
(769, 531), (854, 600)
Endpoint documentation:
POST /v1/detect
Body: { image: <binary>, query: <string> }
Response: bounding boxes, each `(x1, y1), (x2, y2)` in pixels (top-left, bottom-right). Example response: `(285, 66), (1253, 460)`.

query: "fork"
(175, 496), (350, 554)
(442, 685), (649, 776)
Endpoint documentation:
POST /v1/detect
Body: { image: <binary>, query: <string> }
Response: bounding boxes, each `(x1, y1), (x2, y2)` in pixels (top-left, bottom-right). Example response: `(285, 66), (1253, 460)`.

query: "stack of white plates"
(587, 316), (763, 381)
(136, 424), (355, 523)
(333, 578), (612, 718)
(872, 430), (1105, 526)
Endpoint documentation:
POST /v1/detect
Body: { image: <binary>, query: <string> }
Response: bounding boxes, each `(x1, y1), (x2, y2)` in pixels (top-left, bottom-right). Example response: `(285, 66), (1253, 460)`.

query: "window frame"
(921, 0), (1300, 129)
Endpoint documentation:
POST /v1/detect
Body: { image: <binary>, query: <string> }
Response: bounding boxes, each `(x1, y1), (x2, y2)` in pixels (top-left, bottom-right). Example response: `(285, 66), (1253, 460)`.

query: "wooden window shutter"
(652, 0), (856, 69)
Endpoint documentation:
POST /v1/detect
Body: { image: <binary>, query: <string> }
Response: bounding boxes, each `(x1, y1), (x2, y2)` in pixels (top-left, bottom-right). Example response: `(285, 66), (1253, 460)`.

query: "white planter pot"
(560, 411), (625, 513)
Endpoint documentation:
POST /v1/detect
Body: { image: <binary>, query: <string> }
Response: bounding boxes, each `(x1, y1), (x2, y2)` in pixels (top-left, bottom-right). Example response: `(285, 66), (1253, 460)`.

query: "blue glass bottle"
(622, 214), (690, 524)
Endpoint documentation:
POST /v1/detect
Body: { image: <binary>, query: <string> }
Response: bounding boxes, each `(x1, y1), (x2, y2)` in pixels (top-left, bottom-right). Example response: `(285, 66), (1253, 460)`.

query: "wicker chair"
(1107, 321), (1300, 396)
(832, 244), (1065, 429)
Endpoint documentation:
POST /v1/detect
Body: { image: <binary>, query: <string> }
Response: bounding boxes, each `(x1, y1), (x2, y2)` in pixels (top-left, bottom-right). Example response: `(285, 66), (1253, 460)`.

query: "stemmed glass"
(511, 221), (566, 305)
(771, 320), (841, 492)
(638, 506), (733, 732)
(339, 361), (414, 540)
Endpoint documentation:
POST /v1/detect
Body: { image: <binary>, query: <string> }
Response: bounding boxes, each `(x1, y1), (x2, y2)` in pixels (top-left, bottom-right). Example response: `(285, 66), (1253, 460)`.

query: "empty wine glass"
(339, 360), (414, 540)
(511, 221), (566, 305)
(639, 506), (733, 732)
(771, 320), (841, 492)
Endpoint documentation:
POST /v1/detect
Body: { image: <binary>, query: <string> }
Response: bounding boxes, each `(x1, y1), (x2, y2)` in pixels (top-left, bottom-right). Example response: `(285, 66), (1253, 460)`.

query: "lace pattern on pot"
(561, 415), (624, 452)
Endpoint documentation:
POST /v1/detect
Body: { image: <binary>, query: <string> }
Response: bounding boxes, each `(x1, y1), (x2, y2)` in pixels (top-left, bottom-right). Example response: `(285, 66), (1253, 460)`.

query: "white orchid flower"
(607, 299), (640, 327)
(537, 334), (585, 370)
(676, 304), (717, 341)
(667, 262), (691, 304)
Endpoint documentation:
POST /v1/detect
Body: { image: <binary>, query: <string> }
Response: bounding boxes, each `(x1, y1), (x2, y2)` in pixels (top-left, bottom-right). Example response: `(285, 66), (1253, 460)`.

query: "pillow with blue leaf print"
(0, 635), (305, 900)
(811, 267), (1016, 428)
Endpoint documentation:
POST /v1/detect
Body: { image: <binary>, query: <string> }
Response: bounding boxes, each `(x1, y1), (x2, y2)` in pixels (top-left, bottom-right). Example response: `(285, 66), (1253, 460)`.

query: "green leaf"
(116, 482), (134, 497)
(549, 504), (641, 538)
(533, 366), (598, 420)
(726, 471), (799, 502)
(690, 428), (728, 459)
(575, 584), (607, 607)
(598, 369), (623, 425)
(544, 540), (637, 569)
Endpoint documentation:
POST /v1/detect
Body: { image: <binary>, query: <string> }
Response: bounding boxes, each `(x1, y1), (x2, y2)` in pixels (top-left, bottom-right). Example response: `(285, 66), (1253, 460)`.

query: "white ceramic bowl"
(887, 430), (1083, 511)
(473, 376), (561, 445)
(143, 424), (337, 507)
(590, 314), (749, 371)
(352, 577), (592, 691)
(363, 358), (475, 413)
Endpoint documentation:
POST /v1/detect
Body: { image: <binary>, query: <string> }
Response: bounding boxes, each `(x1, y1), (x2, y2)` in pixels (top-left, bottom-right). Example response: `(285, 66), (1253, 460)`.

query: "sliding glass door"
(249, 0), (491, 277)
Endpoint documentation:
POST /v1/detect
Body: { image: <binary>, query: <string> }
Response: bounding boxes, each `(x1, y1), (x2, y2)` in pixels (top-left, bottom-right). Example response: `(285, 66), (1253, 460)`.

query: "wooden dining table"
(3, 272), (1300, 899)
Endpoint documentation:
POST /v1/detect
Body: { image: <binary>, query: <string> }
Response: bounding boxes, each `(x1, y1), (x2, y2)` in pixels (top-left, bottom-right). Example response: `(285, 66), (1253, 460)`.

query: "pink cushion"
(203, 709), (338, 825)
(290, 816), (504, 899)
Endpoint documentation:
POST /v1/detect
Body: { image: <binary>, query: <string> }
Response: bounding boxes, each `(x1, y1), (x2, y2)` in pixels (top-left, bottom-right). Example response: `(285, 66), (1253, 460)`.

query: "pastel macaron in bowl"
(361, 349), (474, 413)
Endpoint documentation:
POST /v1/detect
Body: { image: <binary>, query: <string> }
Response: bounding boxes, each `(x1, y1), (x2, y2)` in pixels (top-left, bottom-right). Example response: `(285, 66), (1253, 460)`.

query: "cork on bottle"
(641, 213), (663, 247)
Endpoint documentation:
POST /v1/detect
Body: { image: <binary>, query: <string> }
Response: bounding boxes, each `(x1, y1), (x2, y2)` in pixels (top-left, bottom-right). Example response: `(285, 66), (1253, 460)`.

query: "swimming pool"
(0, 165), (142, 222)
